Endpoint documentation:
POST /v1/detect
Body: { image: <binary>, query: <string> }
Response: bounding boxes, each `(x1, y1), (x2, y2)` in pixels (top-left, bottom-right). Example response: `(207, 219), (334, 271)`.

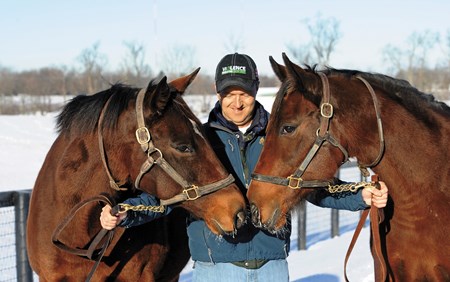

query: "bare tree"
(445, 29), (450, 74)
(440, 29), (450, 99)
(0, 66), (16, 95)
(57, 65), (69, 101)
(121, 41), (151, 86)
(382, 44), (403, 75)
(77, 42), (108, 94)
(224, 33), (245, 53)
(382, 30), (439, 90)
(287, 14), (342, 67)
(161, 44), (197, 77)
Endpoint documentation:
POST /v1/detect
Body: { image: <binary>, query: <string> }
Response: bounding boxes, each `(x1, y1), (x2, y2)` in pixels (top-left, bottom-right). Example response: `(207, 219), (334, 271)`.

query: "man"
(101, 53), (388, 281)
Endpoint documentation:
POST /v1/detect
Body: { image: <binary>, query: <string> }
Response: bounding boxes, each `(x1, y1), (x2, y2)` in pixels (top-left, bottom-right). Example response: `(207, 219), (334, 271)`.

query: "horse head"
(28, 68), (248, 281)
(98, 68), (247, 235)
(249, 52), (450, 281)
(247, 53), (379, 232)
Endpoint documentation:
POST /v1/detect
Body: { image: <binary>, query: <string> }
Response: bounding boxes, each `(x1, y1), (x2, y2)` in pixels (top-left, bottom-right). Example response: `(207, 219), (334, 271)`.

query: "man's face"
(217, 86), (256, 128)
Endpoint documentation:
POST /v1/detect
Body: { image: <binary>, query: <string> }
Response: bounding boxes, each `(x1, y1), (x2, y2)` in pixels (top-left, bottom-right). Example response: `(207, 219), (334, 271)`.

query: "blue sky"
(1, 0), (449, 76)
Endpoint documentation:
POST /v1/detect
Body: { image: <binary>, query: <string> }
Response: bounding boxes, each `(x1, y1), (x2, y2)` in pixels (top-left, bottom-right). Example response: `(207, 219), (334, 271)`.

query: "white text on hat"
(222, 66), (246, 75)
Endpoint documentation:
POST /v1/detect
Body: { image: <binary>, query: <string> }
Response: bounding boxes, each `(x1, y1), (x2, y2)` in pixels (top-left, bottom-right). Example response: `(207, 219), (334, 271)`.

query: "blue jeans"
(192, 259), (289, 282)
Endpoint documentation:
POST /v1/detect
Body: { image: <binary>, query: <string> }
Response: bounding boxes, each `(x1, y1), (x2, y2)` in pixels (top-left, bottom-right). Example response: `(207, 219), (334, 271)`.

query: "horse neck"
(62, 131), (114, 197)
(355, 101), (450, 200)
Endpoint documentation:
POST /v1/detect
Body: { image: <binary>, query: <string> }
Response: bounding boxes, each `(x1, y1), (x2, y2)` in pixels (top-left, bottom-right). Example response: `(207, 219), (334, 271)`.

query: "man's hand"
(362, 181), (388, 208)
(100, 204), (127, 230)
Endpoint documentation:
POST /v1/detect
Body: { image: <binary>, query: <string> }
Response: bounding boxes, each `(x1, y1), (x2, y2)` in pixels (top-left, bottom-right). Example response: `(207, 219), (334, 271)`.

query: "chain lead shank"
(327, 181), (379, 194)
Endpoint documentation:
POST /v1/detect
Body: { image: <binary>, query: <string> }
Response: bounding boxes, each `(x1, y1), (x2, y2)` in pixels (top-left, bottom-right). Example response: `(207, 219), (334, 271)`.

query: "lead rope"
(85, 229), (115, 282)
(50, 194), (117, 281)
(344, 175), (387, 282)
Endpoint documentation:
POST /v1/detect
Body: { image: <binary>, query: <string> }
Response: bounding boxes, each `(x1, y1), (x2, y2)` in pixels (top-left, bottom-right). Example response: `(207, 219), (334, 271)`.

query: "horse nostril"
(235, 210), (246, 229)
(250, 203), (261, 227)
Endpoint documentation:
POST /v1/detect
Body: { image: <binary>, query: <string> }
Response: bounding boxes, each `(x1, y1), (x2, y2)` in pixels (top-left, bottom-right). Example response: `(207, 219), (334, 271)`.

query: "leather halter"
(251, 72), (385, 189)
(98, 88), (235, 205)
(354, 75), (385, 176)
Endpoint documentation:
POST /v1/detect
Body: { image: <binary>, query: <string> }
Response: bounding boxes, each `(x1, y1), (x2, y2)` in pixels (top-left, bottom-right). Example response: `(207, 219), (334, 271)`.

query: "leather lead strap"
(51, 195), (118, 281)
(51, 195), (115, 259)
(344, 208), (369, 282)
(344, 175), (387, 282)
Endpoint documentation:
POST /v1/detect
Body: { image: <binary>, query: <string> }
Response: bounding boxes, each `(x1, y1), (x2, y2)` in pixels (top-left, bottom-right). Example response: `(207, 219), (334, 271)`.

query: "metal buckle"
(135, 127), (151, 144)
(147, 148), (162, 161)
(183, 185), (200, 200)
(320, 103), (333, 118)
(287, 175), (303, 189)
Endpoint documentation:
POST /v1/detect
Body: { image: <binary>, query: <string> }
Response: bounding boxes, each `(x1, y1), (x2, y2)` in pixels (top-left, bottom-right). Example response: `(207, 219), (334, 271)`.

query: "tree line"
(1, 15), (449, 114)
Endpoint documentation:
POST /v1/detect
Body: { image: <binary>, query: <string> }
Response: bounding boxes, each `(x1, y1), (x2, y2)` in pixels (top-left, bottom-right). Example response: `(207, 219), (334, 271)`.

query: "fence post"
(297, 199), (307, 250)
(331, 209), (339, 237)
(331, 166), (344, 238)
(13, 191), (33, 282)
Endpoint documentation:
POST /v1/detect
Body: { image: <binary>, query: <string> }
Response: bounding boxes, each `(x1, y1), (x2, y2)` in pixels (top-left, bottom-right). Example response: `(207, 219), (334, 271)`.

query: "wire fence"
(0, 191), (32, 282)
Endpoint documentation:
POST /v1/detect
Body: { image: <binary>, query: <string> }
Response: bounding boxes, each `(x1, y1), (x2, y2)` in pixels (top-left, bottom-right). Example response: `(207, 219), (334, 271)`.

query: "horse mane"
(57, 82), (159, 135)
(328, 68), (450, 112)
(57, 83), (140, 134)
(56, 81), (200, 136)
(326, 68), (450, 128)
(273, 64), (449, 130)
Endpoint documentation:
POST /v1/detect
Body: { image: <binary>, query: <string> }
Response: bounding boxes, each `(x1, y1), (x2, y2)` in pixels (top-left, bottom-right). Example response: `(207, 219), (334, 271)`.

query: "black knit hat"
(215, 53), (259, 94)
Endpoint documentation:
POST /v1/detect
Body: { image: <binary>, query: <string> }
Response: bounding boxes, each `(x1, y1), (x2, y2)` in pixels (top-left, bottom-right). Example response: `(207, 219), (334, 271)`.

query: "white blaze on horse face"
(190, 118), (205, 140)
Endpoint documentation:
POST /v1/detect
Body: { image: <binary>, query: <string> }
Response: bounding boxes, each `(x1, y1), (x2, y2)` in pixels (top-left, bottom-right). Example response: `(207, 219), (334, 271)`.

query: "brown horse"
(27, 68), (247, 281)
(247, 53), (450, 281)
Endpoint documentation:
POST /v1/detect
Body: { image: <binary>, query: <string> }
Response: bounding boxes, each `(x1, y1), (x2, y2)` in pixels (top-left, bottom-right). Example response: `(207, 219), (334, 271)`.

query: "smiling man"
(213, 53), (261, 130)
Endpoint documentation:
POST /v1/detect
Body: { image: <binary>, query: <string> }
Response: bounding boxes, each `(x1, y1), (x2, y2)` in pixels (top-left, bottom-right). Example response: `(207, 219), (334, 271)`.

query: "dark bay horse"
(27, 68), (247, 281)
(247, 53), (450, 281)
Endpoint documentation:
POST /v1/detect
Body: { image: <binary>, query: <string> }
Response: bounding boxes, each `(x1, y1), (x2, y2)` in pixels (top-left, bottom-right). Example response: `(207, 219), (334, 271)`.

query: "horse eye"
(281, 125), (296, 135)
(176, 145), (193, 153)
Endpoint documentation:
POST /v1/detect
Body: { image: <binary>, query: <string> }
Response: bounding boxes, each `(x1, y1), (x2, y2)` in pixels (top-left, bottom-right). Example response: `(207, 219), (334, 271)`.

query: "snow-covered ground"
(0, 93), (377, 281)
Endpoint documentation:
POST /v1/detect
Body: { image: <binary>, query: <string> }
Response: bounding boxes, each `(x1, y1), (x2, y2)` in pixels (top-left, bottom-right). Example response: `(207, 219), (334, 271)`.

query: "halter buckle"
(287, 175), (303, 189)
(183, 185), (200, 200)
(320, 103), (333, 118)
(135, 127), (151, 145)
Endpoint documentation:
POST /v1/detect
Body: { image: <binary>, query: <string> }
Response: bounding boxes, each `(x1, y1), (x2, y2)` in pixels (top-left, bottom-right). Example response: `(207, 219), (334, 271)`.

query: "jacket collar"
(208, 100), (269, 137)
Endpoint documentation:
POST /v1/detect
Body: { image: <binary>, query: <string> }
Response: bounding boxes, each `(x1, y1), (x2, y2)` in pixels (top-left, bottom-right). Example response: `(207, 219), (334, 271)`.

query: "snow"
(0, 93), (376, 281)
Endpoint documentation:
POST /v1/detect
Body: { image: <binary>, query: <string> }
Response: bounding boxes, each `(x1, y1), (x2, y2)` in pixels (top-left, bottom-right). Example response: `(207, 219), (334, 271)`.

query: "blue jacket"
(119, 101), (369, 263)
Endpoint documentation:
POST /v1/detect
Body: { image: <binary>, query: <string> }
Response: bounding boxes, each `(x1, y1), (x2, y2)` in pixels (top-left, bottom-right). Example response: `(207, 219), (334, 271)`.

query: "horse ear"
(146, 76), (171, 114)
(282, 53), (319, 94)
(282, 53), (322, 105)
(168, 67), (201, 94)
(269, 56), (286, 82)
(282, 53), (304, 81)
